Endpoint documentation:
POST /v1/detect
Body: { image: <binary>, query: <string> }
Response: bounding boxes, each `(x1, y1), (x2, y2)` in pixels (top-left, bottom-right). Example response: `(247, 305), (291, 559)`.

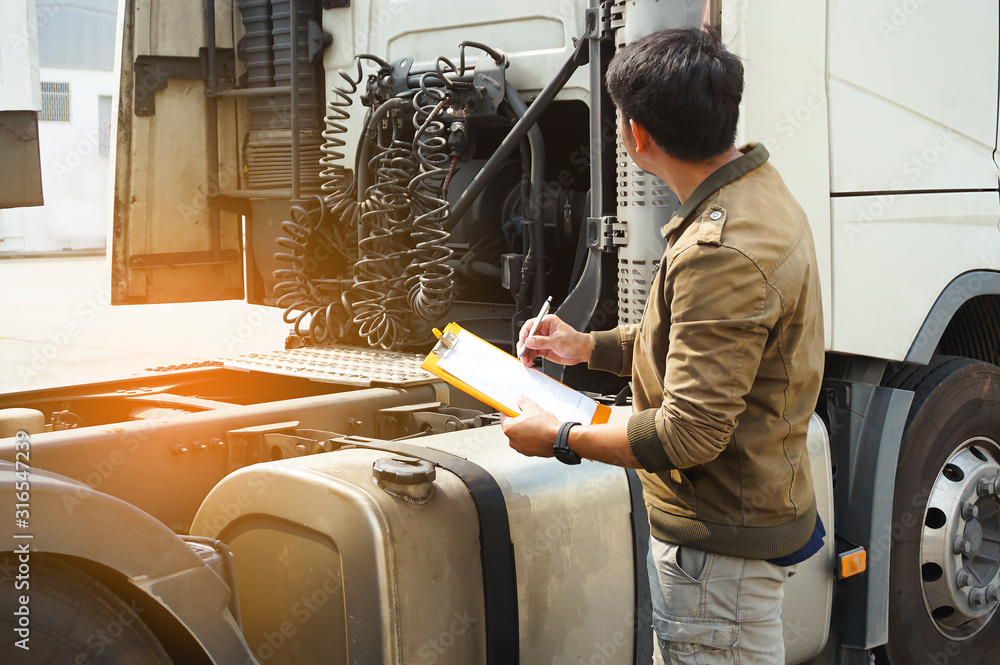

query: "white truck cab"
(1, 2), (998, 664)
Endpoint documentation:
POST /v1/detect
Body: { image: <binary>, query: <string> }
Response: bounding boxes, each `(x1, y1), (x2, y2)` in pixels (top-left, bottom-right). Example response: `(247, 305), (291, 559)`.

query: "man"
(502, 27), (825, 665)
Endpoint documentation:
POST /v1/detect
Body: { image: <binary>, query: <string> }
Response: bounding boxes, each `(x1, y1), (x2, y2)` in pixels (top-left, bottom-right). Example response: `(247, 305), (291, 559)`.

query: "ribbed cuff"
(627, 410), (674, 472)
(647, 499), (818, 560)
(588, 329), (624, 374)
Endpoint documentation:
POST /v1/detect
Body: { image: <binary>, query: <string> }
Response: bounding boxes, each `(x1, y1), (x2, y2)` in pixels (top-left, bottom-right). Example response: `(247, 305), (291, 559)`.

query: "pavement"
(0, 256), (292, 394)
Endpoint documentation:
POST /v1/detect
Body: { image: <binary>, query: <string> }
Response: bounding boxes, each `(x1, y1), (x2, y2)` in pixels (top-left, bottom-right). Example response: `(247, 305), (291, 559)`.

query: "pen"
(516, 296), (552, 360)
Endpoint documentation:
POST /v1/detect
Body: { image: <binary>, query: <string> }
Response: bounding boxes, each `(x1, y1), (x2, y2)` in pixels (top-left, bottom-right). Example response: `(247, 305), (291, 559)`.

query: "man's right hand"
(518, 314), (595, 367)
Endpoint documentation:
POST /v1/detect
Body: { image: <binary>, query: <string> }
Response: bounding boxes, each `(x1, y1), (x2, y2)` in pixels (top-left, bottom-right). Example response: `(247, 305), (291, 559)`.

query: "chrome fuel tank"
(191, 413), (638, 664)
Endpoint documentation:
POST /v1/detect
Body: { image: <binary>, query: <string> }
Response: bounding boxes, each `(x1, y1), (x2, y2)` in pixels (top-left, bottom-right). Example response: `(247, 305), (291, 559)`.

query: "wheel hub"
(964, 519), (983, 553)
(920, 437), (1000, 639)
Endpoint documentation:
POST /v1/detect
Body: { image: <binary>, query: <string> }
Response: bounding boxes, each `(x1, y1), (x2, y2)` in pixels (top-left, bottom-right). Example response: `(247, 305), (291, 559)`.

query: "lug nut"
(978, 475), (1000, 497)
(962, 501), (980, 520)
(956, 569), (973, 588)
(954, 537), (972, 555)
(969, 588), (988, 607)
(989, 586), (1000, 603)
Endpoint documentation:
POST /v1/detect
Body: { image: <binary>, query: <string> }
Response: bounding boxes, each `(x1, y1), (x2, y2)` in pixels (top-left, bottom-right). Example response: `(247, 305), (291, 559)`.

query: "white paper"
(437, 330), (598, 423)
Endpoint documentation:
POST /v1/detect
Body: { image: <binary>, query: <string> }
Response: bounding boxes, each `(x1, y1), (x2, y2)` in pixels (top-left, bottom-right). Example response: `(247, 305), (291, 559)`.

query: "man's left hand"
(502, 397), (561, 458)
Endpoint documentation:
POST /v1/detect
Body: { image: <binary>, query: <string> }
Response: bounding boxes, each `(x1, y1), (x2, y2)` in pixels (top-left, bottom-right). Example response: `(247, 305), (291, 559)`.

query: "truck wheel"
(0, 553), (173, 664)
(882, 356), (1000, 665)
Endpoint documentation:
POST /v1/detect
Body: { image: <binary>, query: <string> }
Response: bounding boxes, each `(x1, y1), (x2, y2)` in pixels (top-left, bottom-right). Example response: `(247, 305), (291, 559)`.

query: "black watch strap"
(554, 421), (582, 465)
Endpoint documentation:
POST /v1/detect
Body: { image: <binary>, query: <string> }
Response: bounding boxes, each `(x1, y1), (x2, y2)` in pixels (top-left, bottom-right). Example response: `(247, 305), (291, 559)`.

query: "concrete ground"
(0, 256), (291, 394)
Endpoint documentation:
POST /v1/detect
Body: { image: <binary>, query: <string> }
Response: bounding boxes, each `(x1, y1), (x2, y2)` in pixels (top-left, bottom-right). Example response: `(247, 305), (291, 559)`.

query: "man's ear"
(628, 119), (653, 154)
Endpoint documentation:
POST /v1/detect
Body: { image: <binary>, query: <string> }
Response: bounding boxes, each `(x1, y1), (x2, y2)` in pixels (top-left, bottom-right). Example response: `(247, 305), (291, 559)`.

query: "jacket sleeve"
(627, 243), (775, 472)
(588, 325), (638, 377)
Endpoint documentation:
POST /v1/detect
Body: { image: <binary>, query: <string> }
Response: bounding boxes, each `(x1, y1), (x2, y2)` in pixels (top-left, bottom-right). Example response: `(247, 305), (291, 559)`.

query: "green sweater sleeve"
(588, 325), (638, 377)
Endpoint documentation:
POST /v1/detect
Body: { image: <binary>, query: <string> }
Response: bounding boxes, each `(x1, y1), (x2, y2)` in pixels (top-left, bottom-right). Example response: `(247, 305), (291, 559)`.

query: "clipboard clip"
(431, 331), (459, 359)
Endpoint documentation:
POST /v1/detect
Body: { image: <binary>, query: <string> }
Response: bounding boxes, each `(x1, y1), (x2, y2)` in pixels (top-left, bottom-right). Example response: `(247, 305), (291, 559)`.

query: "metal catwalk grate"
(222, 345), (435, 387)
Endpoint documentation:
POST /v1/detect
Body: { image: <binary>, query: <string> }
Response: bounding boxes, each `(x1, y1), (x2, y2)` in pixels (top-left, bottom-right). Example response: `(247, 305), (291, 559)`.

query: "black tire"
(880, 356), (1000, 665)
(0, 553), (173, 664)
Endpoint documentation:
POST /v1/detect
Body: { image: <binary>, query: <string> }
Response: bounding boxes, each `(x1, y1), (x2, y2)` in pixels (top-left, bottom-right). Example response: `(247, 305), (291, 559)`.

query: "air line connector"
(448, 121), (473, 161)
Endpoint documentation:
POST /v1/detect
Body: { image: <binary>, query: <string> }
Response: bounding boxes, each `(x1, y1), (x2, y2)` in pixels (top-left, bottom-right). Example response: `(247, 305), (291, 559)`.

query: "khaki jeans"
(647, 536), (795, 665)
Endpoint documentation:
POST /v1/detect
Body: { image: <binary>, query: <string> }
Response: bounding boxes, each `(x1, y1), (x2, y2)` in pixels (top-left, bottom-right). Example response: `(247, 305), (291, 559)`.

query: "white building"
(0, 0), (117, 253)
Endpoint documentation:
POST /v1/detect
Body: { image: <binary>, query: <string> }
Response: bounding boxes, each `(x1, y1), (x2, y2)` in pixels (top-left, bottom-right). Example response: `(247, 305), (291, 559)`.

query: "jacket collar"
(660, 142), (769, 240)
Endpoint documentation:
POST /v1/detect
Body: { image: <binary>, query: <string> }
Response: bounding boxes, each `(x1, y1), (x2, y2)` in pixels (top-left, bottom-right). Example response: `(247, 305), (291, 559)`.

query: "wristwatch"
(554, 421), (582, 465)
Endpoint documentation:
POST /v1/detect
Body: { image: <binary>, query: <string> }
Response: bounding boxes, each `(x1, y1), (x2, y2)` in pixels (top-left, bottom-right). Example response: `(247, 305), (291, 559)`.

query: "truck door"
(111, 0), (244, 304)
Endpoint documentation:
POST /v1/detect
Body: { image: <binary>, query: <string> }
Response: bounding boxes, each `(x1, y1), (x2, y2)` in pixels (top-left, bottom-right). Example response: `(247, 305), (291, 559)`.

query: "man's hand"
(504, 397), (643, 468)
(518, 314), (595, 367)
(502, 397), (561, 458)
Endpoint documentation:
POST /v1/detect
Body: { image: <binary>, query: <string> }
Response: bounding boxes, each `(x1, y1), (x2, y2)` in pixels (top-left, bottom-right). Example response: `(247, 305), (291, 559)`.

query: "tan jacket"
(590, 144), (824, 559)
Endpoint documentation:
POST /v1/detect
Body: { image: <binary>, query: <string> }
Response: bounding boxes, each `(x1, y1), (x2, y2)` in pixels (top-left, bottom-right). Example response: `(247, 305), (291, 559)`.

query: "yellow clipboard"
(421, 322), (611, 425)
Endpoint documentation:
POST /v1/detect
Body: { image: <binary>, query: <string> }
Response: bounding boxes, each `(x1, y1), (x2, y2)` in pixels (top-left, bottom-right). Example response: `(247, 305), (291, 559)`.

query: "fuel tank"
(191, 416), (639, 664)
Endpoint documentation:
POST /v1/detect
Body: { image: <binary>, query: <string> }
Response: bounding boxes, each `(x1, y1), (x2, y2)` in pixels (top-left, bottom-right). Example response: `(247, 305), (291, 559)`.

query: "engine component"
(274, 44), (525, 351)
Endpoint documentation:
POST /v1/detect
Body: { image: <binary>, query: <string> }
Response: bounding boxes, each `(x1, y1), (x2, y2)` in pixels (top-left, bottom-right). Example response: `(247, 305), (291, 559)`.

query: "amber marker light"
(839, 547), (867, 579)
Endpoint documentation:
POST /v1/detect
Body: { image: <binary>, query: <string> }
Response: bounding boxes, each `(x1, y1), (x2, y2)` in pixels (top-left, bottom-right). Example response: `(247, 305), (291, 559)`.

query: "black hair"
(605, 27), (743, 162)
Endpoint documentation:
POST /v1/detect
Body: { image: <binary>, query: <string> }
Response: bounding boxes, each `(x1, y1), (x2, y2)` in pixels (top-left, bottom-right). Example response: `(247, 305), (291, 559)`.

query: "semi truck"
(2, 0), (999, 664)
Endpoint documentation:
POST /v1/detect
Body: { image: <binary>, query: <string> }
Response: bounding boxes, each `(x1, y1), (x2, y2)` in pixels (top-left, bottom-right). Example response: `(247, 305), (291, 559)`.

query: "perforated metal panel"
(611, 1), (683, 326)
(614, 136), (679, 326)
(222, 345), (435, 386)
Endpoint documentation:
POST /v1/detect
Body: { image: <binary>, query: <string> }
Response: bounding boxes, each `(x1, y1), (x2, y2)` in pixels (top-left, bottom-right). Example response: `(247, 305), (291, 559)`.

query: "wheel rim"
(920, 436), (1000, 639)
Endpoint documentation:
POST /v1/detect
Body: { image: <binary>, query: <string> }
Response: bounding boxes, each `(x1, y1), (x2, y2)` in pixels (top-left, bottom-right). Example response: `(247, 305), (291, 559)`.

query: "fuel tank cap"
(373, 456), (436, 484)
(373, 457), (437, 504)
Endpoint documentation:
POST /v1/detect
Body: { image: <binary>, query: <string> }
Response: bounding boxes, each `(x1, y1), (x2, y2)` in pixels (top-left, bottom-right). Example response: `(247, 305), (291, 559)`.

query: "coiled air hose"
(274, 46), (516, 350)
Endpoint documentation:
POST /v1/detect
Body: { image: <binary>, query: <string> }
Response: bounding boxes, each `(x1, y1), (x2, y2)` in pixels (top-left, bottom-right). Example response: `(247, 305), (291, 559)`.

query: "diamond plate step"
(222, 345), (434, 387)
